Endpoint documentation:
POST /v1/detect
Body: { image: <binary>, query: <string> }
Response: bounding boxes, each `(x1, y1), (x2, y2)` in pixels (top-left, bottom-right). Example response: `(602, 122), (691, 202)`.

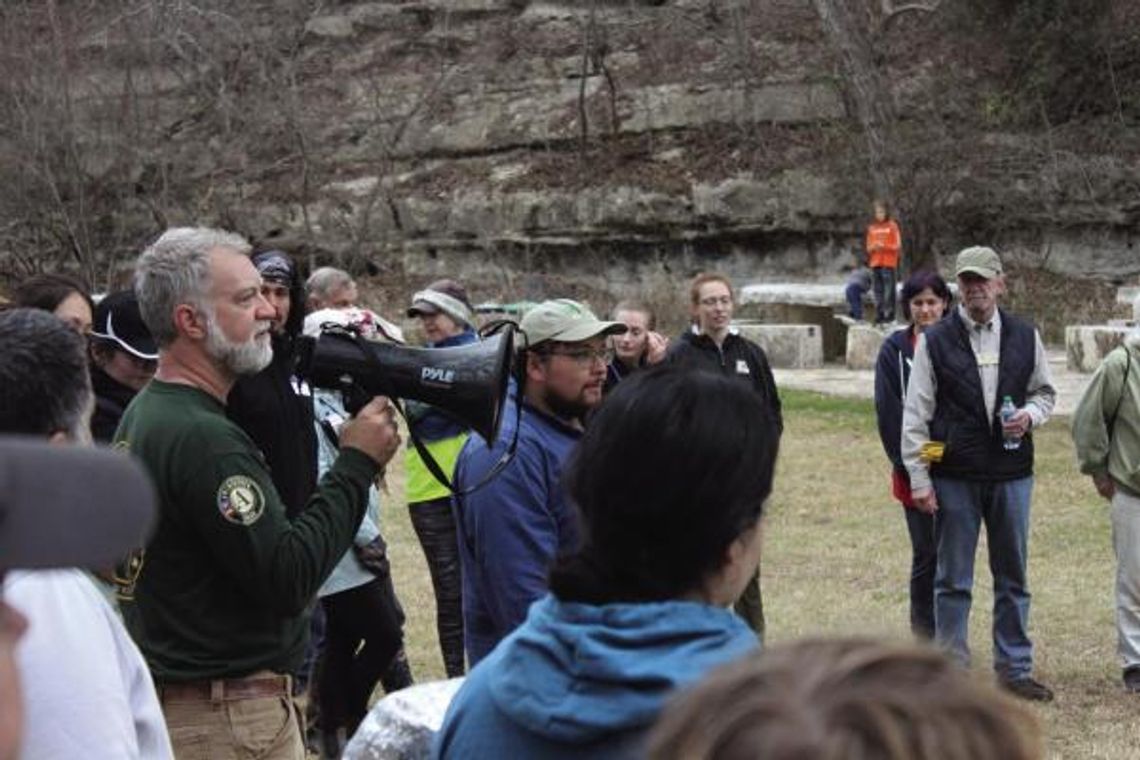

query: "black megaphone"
(295, 326), (514, 445)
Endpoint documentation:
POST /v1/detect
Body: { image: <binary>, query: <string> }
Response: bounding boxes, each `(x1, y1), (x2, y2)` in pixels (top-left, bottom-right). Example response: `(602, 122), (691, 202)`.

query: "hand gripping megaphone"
(294, 324), (515, 446)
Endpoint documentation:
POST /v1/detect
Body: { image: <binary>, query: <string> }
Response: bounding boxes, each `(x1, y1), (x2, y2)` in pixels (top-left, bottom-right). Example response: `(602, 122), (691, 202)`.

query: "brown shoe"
(1001, 676), (1055, 702)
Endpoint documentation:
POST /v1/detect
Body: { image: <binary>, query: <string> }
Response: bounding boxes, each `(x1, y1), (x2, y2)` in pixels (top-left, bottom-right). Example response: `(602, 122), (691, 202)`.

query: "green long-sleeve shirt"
(1072, 338), (1140, 497)
(114, 380), (375, 681)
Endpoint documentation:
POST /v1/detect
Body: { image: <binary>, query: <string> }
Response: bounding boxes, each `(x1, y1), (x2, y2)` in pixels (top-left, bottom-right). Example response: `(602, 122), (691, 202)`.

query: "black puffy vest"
(924, 308), (1036, 482)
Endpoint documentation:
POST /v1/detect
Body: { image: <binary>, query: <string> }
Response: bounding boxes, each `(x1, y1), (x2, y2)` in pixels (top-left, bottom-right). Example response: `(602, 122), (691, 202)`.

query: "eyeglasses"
(542, 346), (609, 365)
(699, 296), (732, 307)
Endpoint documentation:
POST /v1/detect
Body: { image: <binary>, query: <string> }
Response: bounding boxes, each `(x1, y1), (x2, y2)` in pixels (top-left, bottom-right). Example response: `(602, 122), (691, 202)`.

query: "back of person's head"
(134, 227), (252, 347)
(0, 309), (92, 440)
(646, 638), (1042, 760)
(549, 364), (780, 604)
(899, 269), (952, 321)
(10, 273), (93, 314)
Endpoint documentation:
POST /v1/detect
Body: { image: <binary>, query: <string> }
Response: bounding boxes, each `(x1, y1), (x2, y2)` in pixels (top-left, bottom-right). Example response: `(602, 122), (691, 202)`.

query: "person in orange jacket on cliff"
(865, 199), (903, 324)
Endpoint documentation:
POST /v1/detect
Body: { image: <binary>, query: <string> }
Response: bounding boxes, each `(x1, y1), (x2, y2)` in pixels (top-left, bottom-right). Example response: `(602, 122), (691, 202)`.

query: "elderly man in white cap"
(453, 299), (626, 665)
(1072, 292), (1140, 693)
(901, 246), (1056, 702)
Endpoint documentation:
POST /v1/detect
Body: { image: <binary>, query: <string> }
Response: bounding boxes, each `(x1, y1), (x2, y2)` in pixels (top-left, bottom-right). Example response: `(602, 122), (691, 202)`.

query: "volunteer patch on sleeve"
(217, 475), (265, 526)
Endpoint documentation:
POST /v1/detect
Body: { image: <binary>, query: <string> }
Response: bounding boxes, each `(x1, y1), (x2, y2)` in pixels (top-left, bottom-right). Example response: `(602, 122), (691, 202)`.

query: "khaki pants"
(160, 675), (305, 760)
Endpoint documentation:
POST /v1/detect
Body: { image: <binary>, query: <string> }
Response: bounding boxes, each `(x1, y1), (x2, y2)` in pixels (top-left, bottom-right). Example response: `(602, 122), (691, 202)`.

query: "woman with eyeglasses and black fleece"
(666, 272), (782, 641)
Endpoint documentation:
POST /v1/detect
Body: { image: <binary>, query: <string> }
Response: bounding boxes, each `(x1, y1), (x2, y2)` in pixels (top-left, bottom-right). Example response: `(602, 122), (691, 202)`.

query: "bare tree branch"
(879, 0), (942, 34)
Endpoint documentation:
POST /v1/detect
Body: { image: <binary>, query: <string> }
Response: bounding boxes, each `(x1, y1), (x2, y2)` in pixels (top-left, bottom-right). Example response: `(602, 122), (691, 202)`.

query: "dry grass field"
(380, 389), (1137, 758)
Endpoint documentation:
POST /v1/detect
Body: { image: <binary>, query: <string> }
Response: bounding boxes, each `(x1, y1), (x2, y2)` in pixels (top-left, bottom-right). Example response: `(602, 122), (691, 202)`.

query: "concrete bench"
(737, 280), (937, 360)
(737, 283), (853, 360)
(734, 322), (823, 369)
(845, 323), (895, 370)
(739, 283), (851, 309)
(1066, 325), (1131, 372)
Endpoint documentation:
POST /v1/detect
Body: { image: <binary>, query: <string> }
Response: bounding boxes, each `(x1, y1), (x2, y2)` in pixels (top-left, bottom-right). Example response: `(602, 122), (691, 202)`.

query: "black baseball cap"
(0, 437), (157, 571)
(91, 290), (158, 360)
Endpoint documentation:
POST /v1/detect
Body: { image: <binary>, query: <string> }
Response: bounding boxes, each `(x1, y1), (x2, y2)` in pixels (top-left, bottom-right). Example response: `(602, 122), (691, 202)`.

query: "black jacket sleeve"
(874, 339), (904, 470)
(743, 343), (782, 434)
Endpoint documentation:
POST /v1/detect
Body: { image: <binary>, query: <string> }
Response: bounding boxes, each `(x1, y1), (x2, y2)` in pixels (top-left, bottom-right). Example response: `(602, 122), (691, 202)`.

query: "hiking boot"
(1123, 667), (1140, 693)
(1001, 676), (1055, 702)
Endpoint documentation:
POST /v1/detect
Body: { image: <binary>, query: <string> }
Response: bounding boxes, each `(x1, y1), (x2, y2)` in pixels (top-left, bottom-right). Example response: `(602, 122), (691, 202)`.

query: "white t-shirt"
(4, 569), (172, 759)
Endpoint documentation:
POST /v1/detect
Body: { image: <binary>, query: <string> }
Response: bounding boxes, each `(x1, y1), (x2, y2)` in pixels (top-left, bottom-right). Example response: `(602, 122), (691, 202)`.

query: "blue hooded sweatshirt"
(432, 594), (758, 759)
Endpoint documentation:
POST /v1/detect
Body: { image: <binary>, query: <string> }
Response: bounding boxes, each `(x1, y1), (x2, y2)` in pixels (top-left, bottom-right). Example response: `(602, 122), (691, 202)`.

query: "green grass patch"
(781, 388), (876, 417)
(381, 400), (1133, 758)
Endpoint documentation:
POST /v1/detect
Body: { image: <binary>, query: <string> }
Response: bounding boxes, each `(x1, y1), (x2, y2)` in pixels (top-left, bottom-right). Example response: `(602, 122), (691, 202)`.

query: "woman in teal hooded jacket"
(433, 365), (782, 758)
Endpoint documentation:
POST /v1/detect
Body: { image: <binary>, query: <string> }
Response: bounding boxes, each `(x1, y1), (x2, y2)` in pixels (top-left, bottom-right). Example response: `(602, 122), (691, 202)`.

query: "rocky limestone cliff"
(1, 0), (1138, 318)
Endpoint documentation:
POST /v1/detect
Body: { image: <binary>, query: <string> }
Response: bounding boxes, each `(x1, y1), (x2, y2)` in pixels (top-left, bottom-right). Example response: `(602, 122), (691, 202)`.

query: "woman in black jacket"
(873, 269), (952, 639)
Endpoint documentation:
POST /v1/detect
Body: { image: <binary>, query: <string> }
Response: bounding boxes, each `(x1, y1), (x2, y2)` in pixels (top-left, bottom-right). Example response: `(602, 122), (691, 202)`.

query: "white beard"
(205, 311), (273, 375)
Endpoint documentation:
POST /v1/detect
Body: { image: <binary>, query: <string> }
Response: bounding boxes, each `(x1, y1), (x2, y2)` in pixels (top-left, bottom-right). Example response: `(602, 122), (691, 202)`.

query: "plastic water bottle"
(1000, 396), (1021, 451)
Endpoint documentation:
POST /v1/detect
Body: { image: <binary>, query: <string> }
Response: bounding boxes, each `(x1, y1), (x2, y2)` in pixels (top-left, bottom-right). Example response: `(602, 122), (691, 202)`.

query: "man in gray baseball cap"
(453, 299), (626, 663)
(901, 246), (1057, 702)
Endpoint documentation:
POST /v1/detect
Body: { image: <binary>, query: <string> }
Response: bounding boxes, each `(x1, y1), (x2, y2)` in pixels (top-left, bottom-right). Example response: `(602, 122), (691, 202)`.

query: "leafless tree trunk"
(811, 0), (897, 197)
(578, 0), (598, 152)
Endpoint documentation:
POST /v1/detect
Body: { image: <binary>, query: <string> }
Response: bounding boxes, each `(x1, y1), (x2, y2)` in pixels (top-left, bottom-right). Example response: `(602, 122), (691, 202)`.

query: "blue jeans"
(932, 475), (1035, 679)
(845, 269), (871, 320)
(872, 267), (896, 322)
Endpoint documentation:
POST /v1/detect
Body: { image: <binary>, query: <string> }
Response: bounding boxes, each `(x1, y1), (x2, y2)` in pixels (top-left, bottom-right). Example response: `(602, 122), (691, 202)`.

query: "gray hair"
(306, 266), (354, 301)
(0, 308), (92, 440)
(134, 227), (251, 346)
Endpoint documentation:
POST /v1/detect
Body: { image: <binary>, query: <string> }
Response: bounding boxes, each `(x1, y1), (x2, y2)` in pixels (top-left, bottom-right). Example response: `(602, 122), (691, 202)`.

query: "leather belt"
(158, 672), (291, 703)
